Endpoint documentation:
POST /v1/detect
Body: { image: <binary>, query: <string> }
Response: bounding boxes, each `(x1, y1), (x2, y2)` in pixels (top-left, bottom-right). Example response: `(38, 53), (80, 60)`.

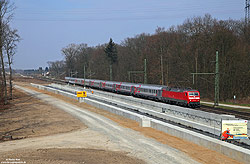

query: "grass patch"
(201, 103), (250, 113)
(201, 99), (250, 107)
(220, 102), (250, 107)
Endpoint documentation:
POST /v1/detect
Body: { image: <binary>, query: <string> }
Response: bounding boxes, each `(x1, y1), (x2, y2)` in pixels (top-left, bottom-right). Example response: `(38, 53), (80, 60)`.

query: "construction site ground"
(0, 77), (242, 164)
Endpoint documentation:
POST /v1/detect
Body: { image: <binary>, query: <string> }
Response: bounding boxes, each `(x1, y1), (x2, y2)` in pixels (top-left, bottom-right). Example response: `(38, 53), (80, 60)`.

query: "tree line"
(0, 0), (20, 105)
(48, 14), (250, 101)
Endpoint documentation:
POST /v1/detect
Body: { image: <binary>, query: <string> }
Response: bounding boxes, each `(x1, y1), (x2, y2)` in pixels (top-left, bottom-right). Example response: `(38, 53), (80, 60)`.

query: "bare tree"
(61, 44), (79, 77)
(3, 26), (20, 99)
(47, 60), (65, 78)
(0, 0), (15, 104)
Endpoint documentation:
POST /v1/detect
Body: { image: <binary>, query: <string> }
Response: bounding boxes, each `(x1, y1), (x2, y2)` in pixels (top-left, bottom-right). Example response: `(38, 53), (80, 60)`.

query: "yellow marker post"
(77, 91), (87, 98)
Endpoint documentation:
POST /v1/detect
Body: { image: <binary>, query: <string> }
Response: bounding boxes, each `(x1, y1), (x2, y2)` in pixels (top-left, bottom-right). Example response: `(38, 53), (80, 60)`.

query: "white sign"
(221, 120), (248, 139)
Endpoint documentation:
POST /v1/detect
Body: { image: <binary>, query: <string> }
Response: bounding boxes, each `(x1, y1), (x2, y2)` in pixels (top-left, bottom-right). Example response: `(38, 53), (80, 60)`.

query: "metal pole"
(247, 0), (249, 24)
(246, 0), (250, 24)
(246, 0), (248, 24)
(248, 0), (250, 24)
(160, 48), (164, 85)
(84, 65), (86, 88)
(110, 64), (112, 81)
(144, 58), (147, 84)
(214, 51), (219, 106)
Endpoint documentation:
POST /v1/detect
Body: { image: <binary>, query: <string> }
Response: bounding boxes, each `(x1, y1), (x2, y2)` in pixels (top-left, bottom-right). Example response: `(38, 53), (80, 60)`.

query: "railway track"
(31, 76), (250, 120)
(199, 105), (250, 120)
(32, 75), (66, 85)
(45, 84), (250, 150)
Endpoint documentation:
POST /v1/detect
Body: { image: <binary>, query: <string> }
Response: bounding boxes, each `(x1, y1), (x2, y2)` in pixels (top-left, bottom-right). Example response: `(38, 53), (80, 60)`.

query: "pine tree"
(104, 38), (117, 81)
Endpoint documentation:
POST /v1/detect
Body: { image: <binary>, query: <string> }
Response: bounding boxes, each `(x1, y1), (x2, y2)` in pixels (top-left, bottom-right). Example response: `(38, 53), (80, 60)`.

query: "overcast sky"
(12, 0), (244, 69)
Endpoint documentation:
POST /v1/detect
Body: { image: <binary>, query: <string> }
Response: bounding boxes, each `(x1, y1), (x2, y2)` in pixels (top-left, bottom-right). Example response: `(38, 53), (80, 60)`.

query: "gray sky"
(12, 0), (244, 69)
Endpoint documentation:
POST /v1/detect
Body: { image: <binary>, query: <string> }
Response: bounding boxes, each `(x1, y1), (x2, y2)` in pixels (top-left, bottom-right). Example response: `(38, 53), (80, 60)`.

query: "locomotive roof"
(169, 88), (198, 92)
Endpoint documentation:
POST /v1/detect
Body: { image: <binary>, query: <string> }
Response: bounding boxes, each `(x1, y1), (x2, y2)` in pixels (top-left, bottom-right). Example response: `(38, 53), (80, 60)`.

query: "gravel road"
(15, 85), (199, 164)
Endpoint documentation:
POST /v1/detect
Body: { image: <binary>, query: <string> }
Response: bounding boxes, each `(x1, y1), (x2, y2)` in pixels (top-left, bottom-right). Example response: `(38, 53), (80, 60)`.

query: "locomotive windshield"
(188, 92), (199, 96)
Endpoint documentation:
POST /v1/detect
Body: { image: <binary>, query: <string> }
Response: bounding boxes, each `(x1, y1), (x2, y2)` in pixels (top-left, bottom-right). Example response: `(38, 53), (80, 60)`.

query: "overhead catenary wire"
(14, 11), (242, 22)
(14, 3), (242, 22)
(16, 5), (241, 15)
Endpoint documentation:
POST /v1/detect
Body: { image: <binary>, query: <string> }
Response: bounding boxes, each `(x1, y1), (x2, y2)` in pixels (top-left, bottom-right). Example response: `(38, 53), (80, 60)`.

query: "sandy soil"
(12, 75), (50, 85)
(0, 82), (145, 164)
(0, 88), (85, 141)
(1, 148), (144, 164)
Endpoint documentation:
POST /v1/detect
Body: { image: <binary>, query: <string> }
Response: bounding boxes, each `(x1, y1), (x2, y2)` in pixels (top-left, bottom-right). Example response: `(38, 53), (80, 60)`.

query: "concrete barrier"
(89, 93), (222, 136)
(89, 89), (237, 126)
(28, 83), (250, 163)
(89, 88), (250, 133)
(31, 83), (77, 100)
(151, 120), (250, 163)
(140, 117), (151, 127)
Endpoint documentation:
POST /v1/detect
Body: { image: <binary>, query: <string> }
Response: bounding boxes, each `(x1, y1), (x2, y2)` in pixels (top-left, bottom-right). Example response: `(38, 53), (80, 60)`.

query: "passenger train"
(65, 77), (200, 108)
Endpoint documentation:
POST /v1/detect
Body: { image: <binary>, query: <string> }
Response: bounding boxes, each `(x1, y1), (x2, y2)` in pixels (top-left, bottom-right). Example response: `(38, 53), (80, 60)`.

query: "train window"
(194, 92), (199, 96)
(188, 92), (199, 96)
